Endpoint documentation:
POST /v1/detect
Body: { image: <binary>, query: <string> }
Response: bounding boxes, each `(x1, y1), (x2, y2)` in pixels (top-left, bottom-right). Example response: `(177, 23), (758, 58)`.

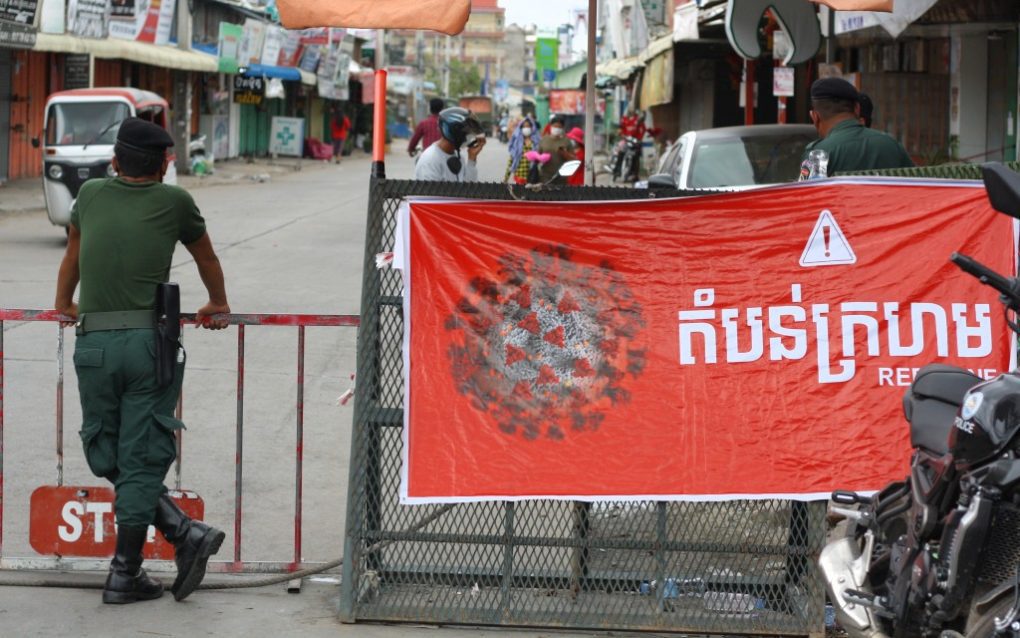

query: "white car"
(647, 124), (817, 190)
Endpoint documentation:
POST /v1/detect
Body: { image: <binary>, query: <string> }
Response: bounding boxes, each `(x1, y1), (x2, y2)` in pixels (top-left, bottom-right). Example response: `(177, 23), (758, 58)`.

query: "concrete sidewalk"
(0, 154), (364, 217)
(0, 571), (615, 638)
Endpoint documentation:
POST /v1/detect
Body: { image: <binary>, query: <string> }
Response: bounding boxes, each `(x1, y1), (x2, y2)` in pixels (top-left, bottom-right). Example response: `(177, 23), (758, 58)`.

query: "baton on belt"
(155, 282), (182, 388)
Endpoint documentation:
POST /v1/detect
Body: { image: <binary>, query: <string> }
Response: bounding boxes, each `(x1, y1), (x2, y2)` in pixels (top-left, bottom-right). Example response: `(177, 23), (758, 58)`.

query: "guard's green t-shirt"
(70, 178), (206, 314)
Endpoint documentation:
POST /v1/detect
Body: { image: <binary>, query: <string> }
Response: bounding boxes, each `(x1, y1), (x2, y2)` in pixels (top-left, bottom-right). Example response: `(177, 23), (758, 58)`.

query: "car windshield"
(46, 101), (131, 147)
(688, 132), (815, 188)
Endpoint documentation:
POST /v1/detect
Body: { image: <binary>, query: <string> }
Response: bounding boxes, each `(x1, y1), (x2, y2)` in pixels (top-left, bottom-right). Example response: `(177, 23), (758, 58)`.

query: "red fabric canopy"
(277, 0), (471, 36)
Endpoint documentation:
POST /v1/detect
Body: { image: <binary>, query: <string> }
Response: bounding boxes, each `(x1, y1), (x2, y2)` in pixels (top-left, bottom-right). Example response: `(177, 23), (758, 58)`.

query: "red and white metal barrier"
(0, 309), (359, 573)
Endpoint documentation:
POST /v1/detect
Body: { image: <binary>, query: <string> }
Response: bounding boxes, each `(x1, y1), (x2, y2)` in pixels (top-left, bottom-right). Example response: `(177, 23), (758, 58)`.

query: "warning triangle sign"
(799, 210), (857, 267)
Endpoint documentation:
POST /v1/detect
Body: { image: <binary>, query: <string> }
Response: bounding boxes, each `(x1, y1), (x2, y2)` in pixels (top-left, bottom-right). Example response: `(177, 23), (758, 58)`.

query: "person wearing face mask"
(538, 115), (576, 184)
(414, 107), (486, 182)
(504, 116), (541, 184)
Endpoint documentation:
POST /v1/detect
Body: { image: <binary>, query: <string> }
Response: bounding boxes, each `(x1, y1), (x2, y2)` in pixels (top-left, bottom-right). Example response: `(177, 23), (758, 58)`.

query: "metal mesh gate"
(340, 179), (827, 636)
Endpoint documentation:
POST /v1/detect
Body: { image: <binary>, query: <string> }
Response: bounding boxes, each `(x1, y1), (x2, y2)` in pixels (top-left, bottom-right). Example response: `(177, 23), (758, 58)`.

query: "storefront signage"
(64, 53), (91, 89)
(0, 0), (38, 26)
(217, 21), (243, 73)
(239, 17), (267, 65)
(548, 89), (585, 115)
(233, 75), (265, 106)
(0, 20), (35, 47)
(0, 0), (38, 46)
(110, 0), (135, 19)
(269, 116), (304, 157)
(773, 66), (795, 97)
(261, 25), (284, 66)
(68, 0), (110, 39)
(109, 0), (175, 44)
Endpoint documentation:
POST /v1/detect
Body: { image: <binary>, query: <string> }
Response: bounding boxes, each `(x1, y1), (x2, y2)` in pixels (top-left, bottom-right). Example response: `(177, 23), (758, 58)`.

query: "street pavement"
(0, 142), (618, 637)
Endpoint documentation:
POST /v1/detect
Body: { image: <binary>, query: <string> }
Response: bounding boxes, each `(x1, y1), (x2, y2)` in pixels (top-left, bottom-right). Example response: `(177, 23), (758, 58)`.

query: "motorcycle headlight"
(48, 164), (63, 180)
(106, 163), (117, 177)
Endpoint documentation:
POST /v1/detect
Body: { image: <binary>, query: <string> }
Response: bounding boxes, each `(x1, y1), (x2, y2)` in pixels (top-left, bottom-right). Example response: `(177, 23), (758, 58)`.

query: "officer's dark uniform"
(71, 118), (224, 604)
(802, 78), (914, 176)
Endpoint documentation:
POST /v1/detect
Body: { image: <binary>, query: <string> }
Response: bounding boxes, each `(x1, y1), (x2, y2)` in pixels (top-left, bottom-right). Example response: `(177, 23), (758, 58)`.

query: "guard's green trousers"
(74, 329), (185, 528)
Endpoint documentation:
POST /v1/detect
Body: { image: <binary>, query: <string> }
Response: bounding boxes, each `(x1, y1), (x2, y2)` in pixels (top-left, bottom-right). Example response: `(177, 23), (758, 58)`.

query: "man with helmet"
(414, 107), (486, 181)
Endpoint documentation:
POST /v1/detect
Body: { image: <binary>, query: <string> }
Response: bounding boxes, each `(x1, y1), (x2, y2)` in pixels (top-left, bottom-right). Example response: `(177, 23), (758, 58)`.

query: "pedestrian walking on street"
(54, 118), (230, 605)
(408, 97), (445, 157)
(538, 115), (577, 184)
(330, 106), (351, 164)
(504, 115), (540, 184)
(414, 107), (486, 182)
(800, 78), (912, 176)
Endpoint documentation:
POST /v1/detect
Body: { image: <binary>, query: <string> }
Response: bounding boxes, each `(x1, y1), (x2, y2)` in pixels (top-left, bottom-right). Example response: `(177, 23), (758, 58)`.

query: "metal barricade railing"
(339, 178), (827, 636)
(0, 309), (358, 574)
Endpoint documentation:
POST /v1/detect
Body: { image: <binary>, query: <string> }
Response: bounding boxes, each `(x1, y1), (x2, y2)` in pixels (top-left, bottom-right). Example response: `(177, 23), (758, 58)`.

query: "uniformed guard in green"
(55, 117), (232, 605)
(801, 77), (913, 177)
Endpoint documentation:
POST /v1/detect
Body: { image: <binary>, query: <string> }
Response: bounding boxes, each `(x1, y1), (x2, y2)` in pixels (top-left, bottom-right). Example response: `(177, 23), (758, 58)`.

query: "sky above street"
(501, 0), (588, 30)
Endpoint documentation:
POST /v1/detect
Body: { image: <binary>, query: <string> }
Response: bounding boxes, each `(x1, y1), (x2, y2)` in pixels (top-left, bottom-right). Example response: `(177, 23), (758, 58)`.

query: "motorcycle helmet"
(439, 107), (483, 149)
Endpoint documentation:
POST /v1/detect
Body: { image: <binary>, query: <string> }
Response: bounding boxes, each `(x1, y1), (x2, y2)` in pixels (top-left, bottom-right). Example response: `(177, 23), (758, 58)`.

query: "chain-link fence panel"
(841, 161), (1020, 179)
(340, 179), (827, 636)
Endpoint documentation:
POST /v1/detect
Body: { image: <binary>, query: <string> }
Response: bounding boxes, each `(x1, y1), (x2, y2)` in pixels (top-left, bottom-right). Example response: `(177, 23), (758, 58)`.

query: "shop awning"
(640, 34), (674, 64)
(243, 63), (316, 85)
(595, 56), (644, 80)
(32, 33), (218, 72)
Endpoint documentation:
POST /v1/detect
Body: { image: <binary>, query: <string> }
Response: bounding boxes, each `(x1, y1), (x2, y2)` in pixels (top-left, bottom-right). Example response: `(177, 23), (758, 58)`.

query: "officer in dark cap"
(800, 77), (912, 176)
(54, 117), (230, 604)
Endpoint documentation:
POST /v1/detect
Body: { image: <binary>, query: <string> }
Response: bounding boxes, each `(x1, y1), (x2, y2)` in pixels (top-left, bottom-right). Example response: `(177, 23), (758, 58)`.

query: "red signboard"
(30, 486), (204, 558)
(548, 89), (586, 115)
(395, 179), (1016, 503)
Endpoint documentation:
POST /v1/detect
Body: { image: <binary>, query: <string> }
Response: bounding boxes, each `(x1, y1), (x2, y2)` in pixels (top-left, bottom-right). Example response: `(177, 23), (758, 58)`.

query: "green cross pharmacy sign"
(270, 116), (305, 157)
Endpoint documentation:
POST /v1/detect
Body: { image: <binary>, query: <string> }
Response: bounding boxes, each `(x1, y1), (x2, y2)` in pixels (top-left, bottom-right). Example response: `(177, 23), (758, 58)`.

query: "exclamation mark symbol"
(823, 224), (831, 257)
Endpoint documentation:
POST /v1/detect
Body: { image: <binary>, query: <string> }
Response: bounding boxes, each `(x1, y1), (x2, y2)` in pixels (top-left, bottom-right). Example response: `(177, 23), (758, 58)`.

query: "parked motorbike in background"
(608, 134), (642, 183)
(821, 164), (1020, 637)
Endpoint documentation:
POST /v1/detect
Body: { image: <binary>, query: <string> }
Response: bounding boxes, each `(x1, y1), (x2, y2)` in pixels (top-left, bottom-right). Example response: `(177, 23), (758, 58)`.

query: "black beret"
(810, 77), (859, 102)
(116, 117), (174, 154)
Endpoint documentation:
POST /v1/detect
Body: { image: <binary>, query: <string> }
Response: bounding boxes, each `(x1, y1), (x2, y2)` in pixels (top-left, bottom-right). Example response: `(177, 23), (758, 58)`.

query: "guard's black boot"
(154, 493), (225, 601)
(102, 525), (164, 604)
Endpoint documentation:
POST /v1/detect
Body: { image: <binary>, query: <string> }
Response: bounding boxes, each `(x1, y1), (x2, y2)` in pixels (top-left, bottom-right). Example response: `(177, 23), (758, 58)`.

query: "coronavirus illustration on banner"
(394, 180), (1017, 503)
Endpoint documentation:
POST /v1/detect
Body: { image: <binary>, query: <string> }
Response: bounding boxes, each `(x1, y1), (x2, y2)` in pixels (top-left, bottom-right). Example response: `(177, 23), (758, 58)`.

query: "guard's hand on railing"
(196, 301), (231, 330)
(57, 302), (78, 328)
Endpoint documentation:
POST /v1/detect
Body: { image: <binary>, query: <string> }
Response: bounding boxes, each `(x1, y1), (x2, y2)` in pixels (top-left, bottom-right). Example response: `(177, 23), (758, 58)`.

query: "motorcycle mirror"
(559, 160), (581, 177)
(982, 163), (1020, 219)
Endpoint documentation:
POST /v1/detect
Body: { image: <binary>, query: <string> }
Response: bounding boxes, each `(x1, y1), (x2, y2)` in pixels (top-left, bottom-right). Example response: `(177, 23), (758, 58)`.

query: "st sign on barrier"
(30, 487), (204, 559)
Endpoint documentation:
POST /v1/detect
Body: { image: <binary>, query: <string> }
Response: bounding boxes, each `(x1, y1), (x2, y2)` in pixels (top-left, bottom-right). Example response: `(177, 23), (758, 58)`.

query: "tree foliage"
(426, 58), (483, 99)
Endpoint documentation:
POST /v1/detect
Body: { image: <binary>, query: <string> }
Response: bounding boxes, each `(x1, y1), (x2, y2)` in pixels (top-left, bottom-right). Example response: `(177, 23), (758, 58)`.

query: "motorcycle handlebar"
(950, 252), (1020, 304)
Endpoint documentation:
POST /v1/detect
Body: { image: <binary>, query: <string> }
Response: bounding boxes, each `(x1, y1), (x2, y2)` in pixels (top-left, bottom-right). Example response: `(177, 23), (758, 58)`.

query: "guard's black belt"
(76, 310), (155, 335)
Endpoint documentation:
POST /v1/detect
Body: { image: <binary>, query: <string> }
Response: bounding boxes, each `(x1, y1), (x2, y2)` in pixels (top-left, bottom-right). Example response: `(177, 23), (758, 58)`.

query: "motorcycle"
(608, 134), (643, 183)
(821, 163), (1020, 638)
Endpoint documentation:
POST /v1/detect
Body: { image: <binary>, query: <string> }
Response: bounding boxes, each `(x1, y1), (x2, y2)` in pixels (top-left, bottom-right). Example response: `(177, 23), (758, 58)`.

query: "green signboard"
(217, 22), (244, 73)
(534, 36), (559, 87)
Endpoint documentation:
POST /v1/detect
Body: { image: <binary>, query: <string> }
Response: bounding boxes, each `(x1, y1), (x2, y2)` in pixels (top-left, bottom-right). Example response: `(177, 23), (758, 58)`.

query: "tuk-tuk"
(34, 88), (177, 229)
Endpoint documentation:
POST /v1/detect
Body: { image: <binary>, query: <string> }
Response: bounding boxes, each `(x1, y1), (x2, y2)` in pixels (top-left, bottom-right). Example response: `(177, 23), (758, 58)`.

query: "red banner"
(395, 180), (1016, 503)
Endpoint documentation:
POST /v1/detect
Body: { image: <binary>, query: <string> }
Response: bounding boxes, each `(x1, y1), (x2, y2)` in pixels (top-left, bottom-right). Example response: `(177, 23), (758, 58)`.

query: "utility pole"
(416, 31), (425, 74)
(173, 0), (193, 174)
(584, 0), (596, 185)
(443, 36), (451, 97)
